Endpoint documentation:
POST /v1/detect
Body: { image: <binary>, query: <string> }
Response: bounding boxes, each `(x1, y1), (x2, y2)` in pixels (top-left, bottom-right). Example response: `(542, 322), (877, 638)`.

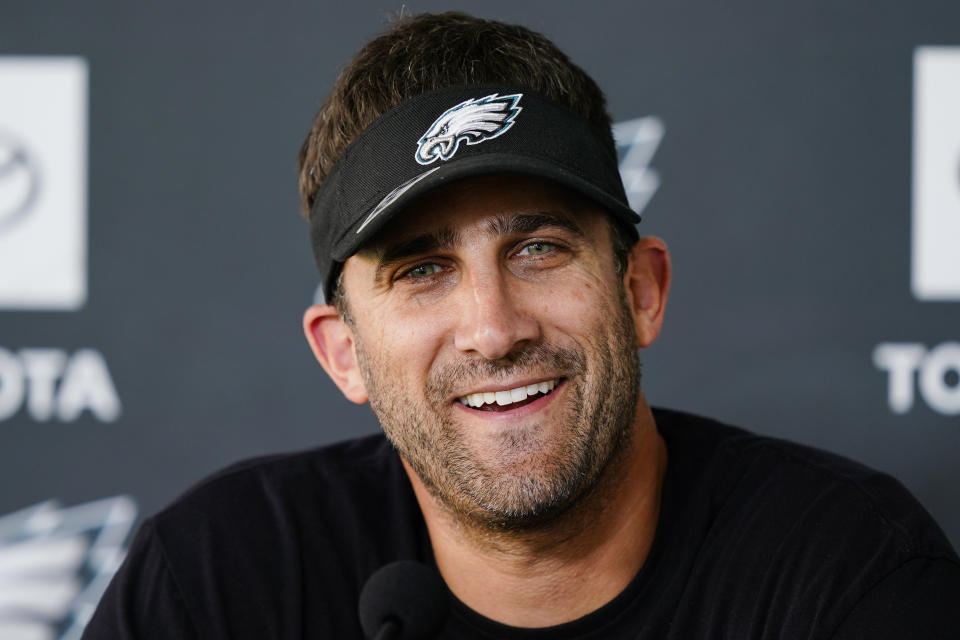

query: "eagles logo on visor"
(415, 93), (523, 164)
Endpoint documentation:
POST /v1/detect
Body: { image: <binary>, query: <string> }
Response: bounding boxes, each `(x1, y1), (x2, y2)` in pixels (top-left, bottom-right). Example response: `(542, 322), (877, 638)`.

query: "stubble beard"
(355, 293), (640, 533)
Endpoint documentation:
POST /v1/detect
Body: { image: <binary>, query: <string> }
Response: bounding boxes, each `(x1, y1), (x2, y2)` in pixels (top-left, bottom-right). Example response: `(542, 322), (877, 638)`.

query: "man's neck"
(403, 396), (668, 628)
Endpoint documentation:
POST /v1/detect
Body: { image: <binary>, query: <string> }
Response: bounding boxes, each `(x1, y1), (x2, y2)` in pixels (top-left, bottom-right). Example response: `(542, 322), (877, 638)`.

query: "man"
(84, 12), (960, 639)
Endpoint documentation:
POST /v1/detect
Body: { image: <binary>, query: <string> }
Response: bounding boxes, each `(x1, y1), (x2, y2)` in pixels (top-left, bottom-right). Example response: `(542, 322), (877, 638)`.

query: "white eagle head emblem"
(415, 93), (522, 165)
(0, 497), (137, 640)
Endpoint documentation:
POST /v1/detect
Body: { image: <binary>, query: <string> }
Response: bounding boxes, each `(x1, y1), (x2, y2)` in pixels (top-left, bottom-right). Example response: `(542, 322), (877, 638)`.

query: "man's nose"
(453, 268), (540, 360)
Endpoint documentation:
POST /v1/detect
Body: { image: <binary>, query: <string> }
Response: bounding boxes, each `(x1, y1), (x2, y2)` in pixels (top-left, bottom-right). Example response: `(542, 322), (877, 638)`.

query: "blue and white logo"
(416, 93), (522, 165)
(613, 116), (664, 218)
(0, 496), (137, 640)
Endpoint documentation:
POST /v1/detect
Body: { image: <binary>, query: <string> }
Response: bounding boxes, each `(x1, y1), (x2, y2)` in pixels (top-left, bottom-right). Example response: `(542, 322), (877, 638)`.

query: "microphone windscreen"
(358, 561), (449, 640)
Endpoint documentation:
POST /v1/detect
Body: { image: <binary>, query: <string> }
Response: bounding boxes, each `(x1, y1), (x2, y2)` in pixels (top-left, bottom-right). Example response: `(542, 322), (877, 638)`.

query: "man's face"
(340, 174), (641, 529)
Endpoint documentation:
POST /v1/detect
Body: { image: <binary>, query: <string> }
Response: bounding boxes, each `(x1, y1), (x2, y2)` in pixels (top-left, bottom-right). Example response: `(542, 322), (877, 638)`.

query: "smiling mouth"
(457, 379), (560, 412)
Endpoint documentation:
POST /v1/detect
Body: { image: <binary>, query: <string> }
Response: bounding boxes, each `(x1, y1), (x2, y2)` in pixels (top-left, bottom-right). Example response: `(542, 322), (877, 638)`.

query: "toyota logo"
(0, 129), (41, 233)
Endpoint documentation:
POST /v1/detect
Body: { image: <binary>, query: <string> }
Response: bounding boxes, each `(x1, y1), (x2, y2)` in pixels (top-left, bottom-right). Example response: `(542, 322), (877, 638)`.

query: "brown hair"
(296, 11), (616, 220)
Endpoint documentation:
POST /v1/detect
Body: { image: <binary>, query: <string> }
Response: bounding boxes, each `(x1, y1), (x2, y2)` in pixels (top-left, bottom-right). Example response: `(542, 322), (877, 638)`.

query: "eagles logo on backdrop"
(0, 497), (137, 640)
(415, 93), (523, 165)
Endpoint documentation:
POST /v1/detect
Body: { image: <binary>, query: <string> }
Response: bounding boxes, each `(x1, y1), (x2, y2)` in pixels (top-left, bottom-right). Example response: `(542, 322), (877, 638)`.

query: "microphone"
(358, 561), (449, 640)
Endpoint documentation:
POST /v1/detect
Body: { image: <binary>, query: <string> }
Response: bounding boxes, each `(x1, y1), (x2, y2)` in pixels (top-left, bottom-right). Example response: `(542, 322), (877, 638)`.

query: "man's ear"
(623, 237), (671, 348)
(302, 305), (369, 404)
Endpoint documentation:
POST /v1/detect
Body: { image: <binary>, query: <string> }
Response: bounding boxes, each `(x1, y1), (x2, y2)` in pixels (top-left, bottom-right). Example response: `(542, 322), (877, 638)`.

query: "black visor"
(309, 84), (639, 301)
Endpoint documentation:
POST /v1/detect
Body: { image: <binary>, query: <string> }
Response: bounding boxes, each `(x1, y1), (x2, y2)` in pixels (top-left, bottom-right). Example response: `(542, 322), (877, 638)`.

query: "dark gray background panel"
(1, 0), (957, 584)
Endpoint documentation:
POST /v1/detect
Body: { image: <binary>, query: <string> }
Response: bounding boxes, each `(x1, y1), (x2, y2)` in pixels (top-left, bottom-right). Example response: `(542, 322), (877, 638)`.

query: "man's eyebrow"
(370, 227), (462, 282)
(485, 212), (586, 238)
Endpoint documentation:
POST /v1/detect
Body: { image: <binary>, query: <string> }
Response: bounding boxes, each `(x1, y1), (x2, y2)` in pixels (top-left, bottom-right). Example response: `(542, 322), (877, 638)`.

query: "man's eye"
(518, 242), (556, 256)
(405, 263), (441, 279)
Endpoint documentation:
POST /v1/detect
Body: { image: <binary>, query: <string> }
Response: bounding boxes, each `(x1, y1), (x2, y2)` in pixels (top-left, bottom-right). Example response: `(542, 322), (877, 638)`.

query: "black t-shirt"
(82, 409), (960, 639)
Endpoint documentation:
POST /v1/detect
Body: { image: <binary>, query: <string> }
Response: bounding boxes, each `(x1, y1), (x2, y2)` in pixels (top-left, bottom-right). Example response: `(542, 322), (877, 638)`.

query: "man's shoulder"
(653, 406), (957, 564)
(642, 408), (960, 637)
(148, 432), (404, 540)
(190, 431), (397, 493)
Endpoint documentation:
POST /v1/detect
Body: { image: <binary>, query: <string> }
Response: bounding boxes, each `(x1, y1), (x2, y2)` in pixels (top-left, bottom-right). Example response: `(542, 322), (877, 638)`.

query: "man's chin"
(462, 480), (583, 532)
(431, 455), (588, 530)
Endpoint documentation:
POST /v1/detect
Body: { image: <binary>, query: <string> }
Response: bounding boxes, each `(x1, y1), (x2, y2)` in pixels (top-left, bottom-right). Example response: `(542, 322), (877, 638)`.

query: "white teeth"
(459, 379), (559, 408)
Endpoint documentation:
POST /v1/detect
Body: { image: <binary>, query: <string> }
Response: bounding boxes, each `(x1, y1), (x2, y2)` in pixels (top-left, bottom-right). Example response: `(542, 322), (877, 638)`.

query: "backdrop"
(1, 2), (958, 638)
